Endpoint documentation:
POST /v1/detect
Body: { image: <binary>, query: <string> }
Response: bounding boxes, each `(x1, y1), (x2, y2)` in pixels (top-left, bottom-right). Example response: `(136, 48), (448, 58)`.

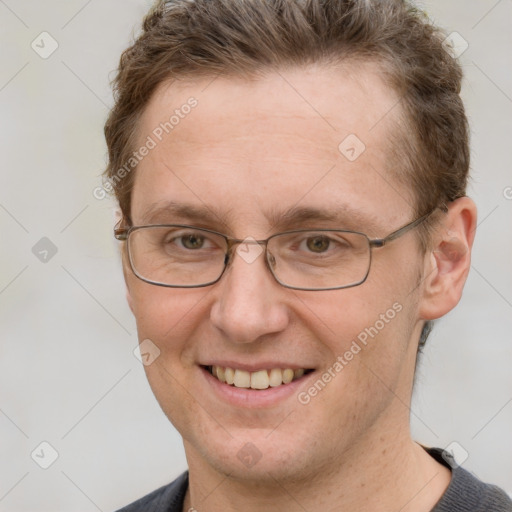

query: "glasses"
(114, 210), (434, 291)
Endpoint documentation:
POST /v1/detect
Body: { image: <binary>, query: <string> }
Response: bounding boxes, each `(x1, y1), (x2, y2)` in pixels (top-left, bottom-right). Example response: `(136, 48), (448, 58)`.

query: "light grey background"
(0, 0), (511, 510)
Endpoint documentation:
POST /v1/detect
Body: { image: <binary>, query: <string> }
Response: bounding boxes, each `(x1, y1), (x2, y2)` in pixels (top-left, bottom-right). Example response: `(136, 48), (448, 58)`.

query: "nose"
(209, 242), (290, 344)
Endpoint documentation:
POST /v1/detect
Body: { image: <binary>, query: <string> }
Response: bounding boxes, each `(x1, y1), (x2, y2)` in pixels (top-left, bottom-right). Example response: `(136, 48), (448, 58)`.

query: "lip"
(199, 365), (316, 408)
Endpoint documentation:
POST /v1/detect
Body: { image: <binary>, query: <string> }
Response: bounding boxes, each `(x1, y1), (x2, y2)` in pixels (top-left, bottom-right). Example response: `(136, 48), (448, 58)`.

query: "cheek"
(297, 283), (401, 345)
(128, 274), (208, 360)
(128, 278), (212, 427)
(295, 263), (417, 383)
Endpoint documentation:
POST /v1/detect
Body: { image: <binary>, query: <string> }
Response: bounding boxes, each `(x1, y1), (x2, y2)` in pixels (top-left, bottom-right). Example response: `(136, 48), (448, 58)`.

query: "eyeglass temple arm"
(114, 215), (136, 241)
(114, 230), (128, 241)
(114, 217), (130, 240)
(369, 209), (438, 248)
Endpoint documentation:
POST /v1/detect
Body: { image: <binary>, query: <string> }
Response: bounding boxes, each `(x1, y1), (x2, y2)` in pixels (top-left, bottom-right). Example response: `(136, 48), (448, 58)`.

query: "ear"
(120, 243), (135, 314)
(419, 197), (477, 321)
(125, 281), (135, 314)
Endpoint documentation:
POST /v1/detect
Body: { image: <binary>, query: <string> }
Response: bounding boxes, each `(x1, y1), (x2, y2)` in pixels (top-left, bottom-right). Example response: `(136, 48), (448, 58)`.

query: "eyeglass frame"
(114, 208), (440, 291)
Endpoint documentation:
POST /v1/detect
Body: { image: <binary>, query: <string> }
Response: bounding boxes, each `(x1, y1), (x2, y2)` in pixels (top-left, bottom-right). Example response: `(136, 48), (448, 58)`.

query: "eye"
(178, 233), (206, 250)
(304, 235), (331, 253)
(280, 231), (359, 261)
(298, 234), (351, 255)
(161, 230), (217, 251)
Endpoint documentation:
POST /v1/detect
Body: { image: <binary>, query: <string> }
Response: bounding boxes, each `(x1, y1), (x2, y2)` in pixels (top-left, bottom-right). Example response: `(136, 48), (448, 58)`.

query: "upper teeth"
(211, 366), (306, 390)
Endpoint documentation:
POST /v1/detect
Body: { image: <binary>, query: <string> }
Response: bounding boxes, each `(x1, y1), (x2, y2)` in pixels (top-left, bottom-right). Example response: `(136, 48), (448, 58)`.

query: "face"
(125, 63), (428, 483)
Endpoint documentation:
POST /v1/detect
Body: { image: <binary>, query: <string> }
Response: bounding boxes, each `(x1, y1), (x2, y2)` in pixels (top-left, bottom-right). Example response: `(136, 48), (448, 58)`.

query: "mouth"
(203, 365), (314, 390)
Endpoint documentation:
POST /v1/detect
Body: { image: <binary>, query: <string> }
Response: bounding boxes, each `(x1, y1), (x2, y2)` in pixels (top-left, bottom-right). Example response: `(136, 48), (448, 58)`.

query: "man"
(104, 0), (512, 510)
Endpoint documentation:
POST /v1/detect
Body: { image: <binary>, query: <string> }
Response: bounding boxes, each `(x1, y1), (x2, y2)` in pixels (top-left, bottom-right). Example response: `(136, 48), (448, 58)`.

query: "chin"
(183, 421), (328, 485)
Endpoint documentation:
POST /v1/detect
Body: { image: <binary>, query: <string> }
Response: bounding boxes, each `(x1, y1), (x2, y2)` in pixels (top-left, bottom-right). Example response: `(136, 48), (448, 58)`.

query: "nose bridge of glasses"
(226, 237), (268, 251)
(224, 237), (271, 271)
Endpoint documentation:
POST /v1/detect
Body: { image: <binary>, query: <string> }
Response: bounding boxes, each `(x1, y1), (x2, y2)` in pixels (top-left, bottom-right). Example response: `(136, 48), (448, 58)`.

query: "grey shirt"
(116, 448), (512, 511)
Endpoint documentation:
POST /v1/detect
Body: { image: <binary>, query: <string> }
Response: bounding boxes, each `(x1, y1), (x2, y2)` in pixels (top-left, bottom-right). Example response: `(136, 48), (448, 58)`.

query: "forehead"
(131, 62), (413, 234)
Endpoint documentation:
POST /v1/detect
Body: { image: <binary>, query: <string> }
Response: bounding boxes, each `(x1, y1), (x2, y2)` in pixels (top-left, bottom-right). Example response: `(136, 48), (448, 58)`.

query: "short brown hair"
(104, 0), (470, 348)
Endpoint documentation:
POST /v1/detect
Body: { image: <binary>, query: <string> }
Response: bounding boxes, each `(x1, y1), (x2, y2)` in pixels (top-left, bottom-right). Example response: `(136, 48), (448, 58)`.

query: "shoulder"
(427, 448), (512, 512)
(114, 471), (188, 512)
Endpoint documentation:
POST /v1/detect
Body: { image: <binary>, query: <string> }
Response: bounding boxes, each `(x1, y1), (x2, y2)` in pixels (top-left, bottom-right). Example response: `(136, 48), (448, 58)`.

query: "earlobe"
(419, 197), (477, 321)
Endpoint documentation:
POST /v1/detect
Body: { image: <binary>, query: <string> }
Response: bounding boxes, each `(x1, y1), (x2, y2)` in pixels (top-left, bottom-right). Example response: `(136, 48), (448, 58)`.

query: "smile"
(205, 365), (313, 390)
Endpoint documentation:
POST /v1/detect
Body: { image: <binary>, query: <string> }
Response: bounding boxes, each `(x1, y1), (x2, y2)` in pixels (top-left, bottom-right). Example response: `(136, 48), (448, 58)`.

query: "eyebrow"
(138, 200), (383, 235)
(140, 201), (233, 230)
(266, 205), (382, 233)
